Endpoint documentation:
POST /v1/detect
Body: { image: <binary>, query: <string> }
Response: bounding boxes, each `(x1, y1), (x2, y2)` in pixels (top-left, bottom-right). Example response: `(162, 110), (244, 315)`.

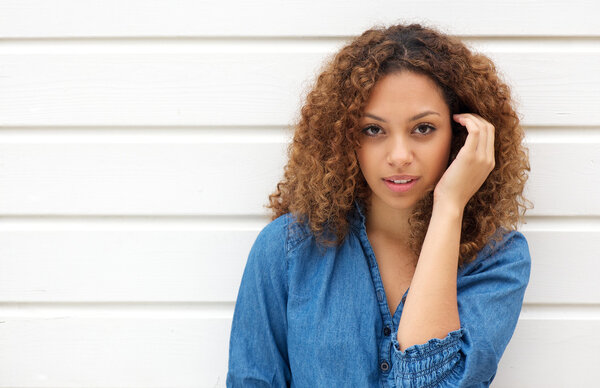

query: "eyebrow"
(364, 110), (440, 123)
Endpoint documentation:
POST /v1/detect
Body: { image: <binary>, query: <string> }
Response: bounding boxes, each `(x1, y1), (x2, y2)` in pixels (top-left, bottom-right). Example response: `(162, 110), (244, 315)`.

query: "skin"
(356, 71), (496, 350)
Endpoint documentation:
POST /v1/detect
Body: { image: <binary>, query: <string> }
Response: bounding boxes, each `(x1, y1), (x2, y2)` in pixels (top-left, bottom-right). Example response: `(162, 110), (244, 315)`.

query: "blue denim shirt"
(227, 201), (531, 387)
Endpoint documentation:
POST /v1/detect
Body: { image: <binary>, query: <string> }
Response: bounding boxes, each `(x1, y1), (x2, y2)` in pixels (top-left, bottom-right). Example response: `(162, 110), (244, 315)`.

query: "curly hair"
(267, 22), (532, 266)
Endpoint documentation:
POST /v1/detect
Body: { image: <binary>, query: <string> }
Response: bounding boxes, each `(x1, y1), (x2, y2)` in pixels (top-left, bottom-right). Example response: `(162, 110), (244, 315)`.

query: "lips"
(382, 176), (420, 193)
(383, 175), (419, 183)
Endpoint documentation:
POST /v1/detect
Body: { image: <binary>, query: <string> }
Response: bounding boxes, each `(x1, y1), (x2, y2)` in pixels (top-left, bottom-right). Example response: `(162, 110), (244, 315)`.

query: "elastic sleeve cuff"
(391, 328), (465, 387)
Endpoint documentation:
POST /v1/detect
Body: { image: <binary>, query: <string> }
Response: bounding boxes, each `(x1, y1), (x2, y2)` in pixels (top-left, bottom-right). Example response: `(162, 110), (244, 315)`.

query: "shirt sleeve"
(226, 216), (291, 388)
(389, 230), (531, 388)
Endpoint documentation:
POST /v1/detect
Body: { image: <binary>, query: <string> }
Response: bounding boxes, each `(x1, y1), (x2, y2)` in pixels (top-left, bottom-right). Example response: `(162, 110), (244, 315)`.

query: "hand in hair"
(433, 113), (496, 211)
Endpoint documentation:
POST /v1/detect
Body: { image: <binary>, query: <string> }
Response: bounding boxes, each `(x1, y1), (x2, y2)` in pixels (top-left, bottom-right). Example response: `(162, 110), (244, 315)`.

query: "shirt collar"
(349, 199), (368, 232)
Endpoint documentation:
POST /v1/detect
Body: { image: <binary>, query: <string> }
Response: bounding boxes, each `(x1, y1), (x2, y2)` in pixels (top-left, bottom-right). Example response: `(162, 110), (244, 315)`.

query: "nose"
(386, 135), (413, 166)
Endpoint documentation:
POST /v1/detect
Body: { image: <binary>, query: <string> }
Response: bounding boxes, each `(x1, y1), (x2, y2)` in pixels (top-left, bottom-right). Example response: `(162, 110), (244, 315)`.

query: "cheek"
(356, 147), (370, 170)
(356, 148), (379, 184)
(432, 138), (452, 174)
(420, 136), (450, 171)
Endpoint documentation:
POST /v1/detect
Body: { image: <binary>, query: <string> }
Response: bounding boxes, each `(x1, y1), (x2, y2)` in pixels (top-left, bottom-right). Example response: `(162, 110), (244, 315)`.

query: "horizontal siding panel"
(525, 142), (600, 216)
(0, 228), (597, 304)
(523, 230), (600, 304)
(0, 49), (598, 127)
(0, 316), (231, 387)
(0, 0), (598, 38)
(0, 141), (597, 216)
(0, 230), (254, 302)
(0, 314), (596, 387)
(495, 317), (600, 387)
(0, 143), (287, 215)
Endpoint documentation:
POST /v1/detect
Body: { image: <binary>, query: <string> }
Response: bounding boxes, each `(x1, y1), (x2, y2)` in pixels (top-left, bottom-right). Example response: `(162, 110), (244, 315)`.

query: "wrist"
(432, 199), (464, 220)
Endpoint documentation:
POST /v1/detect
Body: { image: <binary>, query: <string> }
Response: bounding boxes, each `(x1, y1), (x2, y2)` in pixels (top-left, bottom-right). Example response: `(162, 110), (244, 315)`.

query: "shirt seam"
(284, 214), (292, 295)
(285, 214), (311, 253)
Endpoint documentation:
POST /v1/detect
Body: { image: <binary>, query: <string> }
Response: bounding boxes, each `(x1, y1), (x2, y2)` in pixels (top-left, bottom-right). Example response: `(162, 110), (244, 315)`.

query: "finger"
(456, 114), (493, 157)
(461, 113), (489, 133)
(475, 119), (488, 156)
(454, 114), (479, 153)
(487, 123), (495, 166)
(467, 114), (495, 162)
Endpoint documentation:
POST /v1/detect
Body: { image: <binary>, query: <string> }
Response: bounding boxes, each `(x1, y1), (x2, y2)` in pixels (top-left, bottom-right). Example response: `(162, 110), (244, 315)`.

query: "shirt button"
(383, 326), (391, 336)
(380, 360), (390, 372)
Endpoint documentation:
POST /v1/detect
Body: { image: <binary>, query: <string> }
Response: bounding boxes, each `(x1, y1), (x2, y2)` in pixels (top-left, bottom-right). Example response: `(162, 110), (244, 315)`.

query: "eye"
(361, 124), (383, 137)
(413, 123), (436, 135)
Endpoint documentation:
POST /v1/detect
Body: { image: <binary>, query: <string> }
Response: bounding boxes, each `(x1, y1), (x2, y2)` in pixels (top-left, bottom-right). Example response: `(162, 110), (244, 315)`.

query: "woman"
(227, 22), (531, 387)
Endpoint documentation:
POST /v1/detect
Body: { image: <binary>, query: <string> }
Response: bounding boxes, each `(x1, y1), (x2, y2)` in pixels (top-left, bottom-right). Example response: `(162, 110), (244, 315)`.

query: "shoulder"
(459, 229), (531, 282)
(486, 229), (530, 261)
(250, 212), (313, 260)
(243, 212), (317, 292)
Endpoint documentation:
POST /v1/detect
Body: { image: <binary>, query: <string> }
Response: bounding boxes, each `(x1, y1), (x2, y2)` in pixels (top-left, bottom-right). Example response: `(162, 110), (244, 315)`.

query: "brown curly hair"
(267, 22), (532, 265)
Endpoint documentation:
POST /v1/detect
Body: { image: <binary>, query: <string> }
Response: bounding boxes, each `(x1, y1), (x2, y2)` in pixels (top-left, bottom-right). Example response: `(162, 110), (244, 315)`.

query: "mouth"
(382, 177), (419, 193)
(385, 178), (415, 184)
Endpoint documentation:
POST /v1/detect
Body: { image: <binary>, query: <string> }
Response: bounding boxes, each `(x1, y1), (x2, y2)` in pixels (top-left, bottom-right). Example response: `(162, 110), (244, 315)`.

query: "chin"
(380, 196), (419, 213)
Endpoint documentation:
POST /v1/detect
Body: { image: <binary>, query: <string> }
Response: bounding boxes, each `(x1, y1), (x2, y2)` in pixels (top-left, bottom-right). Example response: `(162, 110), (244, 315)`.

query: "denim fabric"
(226, 201), (531, 387)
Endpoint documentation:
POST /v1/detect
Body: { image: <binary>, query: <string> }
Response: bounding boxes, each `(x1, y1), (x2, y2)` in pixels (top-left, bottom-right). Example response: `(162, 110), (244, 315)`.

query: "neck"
(364, 196), (413, 244)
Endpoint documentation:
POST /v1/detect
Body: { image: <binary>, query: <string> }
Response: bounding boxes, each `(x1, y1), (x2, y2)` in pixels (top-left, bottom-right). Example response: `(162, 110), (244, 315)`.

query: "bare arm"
(396, 113), (496, 351)
(396, 202), (463, 350)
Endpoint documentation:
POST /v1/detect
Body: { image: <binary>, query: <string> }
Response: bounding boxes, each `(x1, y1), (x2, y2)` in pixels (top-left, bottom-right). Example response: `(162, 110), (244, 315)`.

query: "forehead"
(363, 71), (449, 114)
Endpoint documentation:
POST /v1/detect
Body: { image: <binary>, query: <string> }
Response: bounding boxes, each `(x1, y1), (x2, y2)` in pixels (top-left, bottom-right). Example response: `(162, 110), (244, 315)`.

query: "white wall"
(0, 1), (599, 386)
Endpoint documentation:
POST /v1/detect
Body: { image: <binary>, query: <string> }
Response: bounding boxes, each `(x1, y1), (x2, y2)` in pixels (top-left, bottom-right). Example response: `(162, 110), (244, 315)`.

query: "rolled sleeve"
(391, 328), (466, 388)
(390, 230), (531, 388)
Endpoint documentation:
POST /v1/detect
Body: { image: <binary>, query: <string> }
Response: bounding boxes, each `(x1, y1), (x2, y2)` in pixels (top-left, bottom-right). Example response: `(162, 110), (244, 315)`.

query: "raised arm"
(397, 113), (496, 350)
(388, 114), (530, 387)
(391, 229), (530, 387)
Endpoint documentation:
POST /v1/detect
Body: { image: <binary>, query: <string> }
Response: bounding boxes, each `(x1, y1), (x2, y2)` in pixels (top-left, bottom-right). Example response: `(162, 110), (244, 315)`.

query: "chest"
(285, 235), (414, 383)
(370, 242), (416, 315)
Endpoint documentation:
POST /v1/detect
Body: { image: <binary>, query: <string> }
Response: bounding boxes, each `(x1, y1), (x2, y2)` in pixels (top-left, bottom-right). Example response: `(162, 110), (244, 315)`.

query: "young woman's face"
(357, 71), (453, 214)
